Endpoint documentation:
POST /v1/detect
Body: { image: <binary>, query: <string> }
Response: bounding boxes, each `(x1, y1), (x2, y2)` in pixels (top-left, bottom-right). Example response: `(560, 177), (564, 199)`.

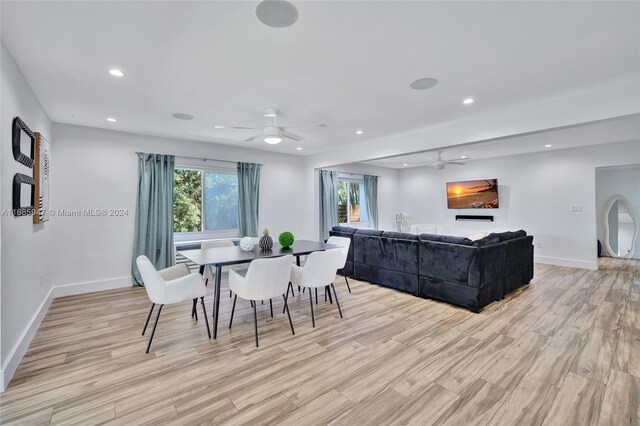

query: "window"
(174, 167), (239, 238)
(338, 177), (368, 225)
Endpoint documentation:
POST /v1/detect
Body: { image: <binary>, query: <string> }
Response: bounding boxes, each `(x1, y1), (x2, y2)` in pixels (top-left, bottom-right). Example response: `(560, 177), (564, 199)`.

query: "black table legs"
(213, 265), (222, 339)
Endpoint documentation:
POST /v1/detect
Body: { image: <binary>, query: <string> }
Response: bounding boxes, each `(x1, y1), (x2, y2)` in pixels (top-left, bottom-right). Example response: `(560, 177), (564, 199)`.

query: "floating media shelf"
(455, 215), (494, 222)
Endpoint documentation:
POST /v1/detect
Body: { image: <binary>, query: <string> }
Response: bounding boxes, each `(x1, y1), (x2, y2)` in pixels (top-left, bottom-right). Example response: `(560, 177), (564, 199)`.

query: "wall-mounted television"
(446, 179), (499, 209)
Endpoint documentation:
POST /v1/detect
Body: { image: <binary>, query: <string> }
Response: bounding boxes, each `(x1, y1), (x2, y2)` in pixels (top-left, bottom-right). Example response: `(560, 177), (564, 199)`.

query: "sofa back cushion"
(331, 226), (357, 234)
(493, 230), (527, 242)
(420, 233), (473, 246)
(355, 229), (385, 237)
(473, 234), (500, 247)
(419, 240), (477, 285)
(354, 231), (419, 274)
(381, 231), (419, 241)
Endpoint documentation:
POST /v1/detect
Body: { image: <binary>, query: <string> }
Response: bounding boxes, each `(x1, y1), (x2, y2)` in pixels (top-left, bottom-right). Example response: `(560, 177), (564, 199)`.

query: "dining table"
(178, 239), (339, 339)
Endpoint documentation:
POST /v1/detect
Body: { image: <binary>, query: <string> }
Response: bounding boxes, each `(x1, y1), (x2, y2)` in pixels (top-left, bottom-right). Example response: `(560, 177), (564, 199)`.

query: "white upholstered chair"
(409, 224), (444, 235)
(327, 236), (352, 293)
(201, 239), (235, 289)
(136, 256), (211, 353)
(228, 255), (294, 347)
(289, 249), (343, 328)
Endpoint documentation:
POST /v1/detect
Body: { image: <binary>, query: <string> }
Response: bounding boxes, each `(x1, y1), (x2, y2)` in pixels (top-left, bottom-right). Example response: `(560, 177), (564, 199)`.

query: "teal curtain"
(237, 162), (261, 237)
(319, 170), (339, 241)
(364, 174), (379, 230)
(131, 153), (175, 285)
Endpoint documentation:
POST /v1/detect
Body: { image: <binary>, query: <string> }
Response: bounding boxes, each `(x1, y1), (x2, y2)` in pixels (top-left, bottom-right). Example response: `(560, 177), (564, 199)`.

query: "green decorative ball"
(278, 231), (295, 248)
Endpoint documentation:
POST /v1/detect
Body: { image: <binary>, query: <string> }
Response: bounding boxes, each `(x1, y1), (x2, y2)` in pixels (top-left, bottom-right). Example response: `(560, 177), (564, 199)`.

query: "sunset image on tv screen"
(446, 179), (499, 209)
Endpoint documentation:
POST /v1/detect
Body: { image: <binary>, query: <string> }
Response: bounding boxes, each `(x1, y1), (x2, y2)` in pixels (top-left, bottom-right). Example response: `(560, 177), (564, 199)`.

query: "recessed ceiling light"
(296, 147), (302, 151)
(356, 130), (364, 135)
(214, 125), (224, 129)
(460, 155), (468, 159)
(172, 113), (194, 120)
(463, 98), (474, 104)
(409, 78), (439, 90)
(403, 163), (408, 167)
(109, 69), (124, 77)
(106, 117), (116, 122)
(256, 0), (298, 28)
(544, 144), (552, 148)
(264, 136), (282, 144)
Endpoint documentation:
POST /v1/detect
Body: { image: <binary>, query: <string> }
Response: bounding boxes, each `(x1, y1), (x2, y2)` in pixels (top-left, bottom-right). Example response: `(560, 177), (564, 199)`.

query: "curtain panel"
(319, 170), (339, 241)
(364, 174), (379, 229)
(131, 153), (176, 285)
(237, 162), (261, 237)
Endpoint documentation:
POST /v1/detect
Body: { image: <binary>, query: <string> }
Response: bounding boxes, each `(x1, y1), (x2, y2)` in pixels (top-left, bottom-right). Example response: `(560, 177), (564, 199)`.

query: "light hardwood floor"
(1, 258), (638, 425)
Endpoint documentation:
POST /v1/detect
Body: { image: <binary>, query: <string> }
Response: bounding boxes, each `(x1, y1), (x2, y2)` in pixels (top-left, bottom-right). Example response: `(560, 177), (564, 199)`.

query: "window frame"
(337, 174), (369, 227)
(173, 162), (240, 243)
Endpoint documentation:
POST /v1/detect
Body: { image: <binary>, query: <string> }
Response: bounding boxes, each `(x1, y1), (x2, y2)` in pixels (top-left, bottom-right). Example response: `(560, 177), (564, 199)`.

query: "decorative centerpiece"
(259, 228), (273, 251)
(278, 231), (295, 248)
(239, 236), (256, 252)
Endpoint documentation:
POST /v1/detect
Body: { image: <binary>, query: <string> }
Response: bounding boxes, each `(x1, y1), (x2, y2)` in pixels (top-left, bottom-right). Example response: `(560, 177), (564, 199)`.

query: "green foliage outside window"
(174, 169), (202, 232)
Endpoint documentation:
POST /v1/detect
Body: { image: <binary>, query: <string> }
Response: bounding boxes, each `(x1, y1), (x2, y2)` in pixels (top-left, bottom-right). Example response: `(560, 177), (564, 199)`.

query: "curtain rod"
(135, 152), (262, 166)
(325, 170), (380, 178)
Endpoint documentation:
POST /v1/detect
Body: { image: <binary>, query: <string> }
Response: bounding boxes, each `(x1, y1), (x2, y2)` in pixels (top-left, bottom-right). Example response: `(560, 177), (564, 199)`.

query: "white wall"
(397, 140), (640, 270)
(49, 123), (312, 294)
(0, 43), (54, 390)
(596, 165), (640, 259)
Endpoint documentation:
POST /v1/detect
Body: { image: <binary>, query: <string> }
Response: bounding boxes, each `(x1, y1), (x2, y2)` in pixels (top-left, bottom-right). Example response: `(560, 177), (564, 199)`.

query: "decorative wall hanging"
(33, 132), (51, 223)
(12, 116), (35, 168)
(12, 173), (35, 216)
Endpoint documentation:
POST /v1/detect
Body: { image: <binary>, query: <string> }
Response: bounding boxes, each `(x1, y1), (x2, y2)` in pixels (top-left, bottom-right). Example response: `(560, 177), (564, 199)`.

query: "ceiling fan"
(213, 108), (327, 144)
(424, 151), (469, 170)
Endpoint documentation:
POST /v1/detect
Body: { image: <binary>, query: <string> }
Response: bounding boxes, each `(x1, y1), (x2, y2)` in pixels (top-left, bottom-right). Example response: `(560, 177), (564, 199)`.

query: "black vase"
(259, 235), (273, 251)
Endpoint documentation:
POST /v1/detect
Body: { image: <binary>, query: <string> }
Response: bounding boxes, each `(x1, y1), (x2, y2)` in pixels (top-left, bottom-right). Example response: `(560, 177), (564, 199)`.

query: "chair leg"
(327, 285), (333, 304)
(345, 274), (352, 293)
(308, 288), (316, 328)
(282, 285), (290, 315)
(331, 283), (343, 318)
(324, 287), (327, 302)
(229, 289), (232, 298)
(229, 295), (237, 329)
(283, 294), (295, 335)
(192, 299), (198, 321)
(142, 303), (155, 335)
(269, 299), (273, 318)
(253, 301), (259, 347)
(315, 288), (318, 305)
(200, 297), (211, 339)
(146, 304), (164, 353)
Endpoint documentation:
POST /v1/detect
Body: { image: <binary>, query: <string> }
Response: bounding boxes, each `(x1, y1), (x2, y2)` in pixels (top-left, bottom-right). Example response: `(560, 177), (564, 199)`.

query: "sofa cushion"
(419, 233), (473, 246)
(492, 230), (527, 242)
(381, 231), (419, 241)
(355, 229), (385, 237)
(473, 234), (501, 247)
(331, 226), (357, 234)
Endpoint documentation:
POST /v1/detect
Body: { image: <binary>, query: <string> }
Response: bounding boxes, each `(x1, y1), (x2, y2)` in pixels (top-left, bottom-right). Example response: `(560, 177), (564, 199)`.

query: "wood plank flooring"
(1, 258), (638, 425)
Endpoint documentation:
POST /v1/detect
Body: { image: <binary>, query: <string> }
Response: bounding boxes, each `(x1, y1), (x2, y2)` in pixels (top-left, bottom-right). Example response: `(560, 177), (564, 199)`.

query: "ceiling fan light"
(264, 136), (282, 144)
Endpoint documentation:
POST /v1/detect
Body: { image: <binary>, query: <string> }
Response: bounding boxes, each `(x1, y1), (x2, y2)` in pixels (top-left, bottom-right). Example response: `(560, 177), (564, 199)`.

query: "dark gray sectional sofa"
(329, 226), (534, 312)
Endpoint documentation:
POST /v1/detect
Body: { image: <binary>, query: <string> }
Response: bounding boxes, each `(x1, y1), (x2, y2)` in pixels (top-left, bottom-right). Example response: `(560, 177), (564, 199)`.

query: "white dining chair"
(201, 239), (235, 285)
(327, 236), (352, 293)
(228, 255), (294, 347)
(136, 256), (211, 353)
(289, 249), (343, 328)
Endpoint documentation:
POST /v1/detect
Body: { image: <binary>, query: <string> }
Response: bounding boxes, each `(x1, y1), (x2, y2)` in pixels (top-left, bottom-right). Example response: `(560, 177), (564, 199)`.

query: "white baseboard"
(1, 287), (54, 392)
(535, 255), (598, 270)
(53, 276), (133, 298)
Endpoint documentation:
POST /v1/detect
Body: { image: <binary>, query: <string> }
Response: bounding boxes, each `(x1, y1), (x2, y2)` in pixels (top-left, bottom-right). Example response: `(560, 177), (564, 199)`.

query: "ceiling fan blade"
(281, 123), (328, 129)
(444, 161), (467, 165)
(215, 126), (258, 130)
(281, 129), (304, 142)
(244, 134), (262, 142)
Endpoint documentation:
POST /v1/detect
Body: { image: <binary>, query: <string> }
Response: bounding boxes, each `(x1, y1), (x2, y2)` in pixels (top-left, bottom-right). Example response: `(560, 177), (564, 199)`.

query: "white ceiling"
(361, 114), (640, 169)
(2, 1), (639, 156)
